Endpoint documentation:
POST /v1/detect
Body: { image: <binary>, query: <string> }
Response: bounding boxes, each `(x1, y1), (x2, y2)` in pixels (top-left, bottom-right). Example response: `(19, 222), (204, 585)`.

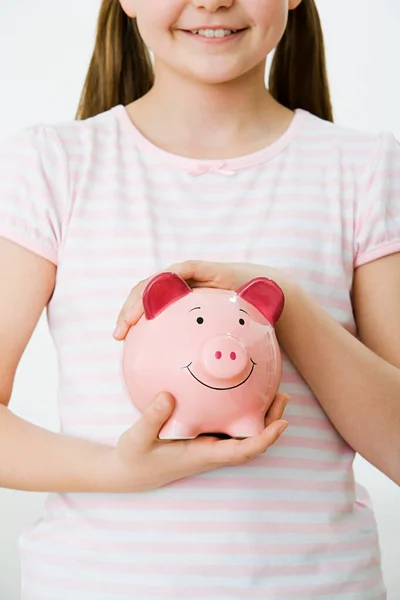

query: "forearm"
(276, 283), (400, 485)
(0, 404), (121, 493)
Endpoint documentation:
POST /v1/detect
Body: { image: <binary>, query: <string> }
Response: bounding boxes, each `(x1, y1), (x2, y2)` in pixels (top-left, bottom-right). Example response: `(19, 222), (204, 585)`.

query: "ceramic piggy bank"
(121, 272), (284, 440)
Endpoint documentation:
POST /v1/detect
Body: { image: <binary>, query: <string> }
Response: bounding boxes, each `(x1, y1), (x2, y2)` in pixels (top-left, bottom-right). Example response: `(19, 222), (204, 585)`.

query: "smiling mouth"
(178, 28), (247, 42)
(183, 359), (256, 391)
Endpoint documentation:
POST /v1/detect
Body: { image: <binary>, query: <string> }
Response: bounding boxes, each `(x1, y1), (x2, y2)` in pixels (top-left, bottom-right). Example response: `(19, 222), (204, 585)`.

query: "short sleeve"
(354, 131), (400, 268)
(0, 123), (69, 265)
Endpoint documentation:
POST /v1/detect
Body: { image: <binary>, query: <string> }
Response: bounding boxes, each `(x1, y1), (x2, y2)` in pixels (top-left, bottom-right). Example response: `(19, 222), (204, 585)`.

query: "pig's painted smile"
(183, 359), (256, 391)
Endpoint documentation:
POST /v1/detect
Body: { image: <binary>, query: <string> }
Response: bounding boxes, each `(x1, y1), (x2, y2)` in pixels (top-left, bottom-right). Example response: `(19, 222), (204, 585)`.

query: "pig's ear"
(143, 272), (192, 320)
(235, 277), (285, 326)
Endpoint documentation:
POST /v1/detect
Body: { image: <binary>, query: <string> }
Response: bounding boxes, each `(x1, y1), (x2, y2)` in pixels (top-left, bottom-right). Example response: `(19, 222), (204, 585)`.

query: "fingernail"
(113, 324), (123, 338)
(278, 421), (288, 435)
(156, 394), (170, 410)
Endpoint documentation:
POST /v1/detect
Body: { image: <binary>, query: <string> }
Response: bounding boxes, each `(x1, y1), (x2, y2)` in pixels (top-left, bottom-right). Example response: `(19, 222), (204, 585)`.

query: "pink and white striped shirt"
(1, 104), (399, 599)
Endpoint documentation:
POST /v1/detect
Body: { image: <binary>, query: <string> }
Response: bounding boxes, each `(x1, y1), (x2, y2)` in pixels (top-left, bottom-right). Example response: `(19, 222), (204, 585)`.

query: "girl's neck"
(126, 62), (295, 160)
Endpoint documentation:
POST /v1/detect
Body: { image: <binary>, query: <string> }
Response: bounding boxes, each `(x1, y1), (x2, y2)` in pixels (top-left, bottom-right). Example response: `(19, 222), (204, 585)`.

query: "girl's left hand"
(113, 260), (290, 340)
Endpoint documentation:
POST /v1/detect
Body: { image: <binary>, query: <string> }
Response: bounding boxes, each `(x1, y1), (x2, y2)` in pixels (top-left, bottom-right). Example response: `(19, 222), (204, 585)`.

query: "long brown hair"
(76, 0), (333, 122)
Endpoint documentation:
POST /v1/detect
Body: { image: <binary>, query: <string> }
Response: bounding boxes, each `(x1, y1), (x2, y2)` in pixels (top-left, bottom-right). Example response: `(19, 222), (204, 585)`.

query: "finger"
(128, 393), (175, 450)
(113, 275), (154, 340)
(264, 393), (290, 428)
(167, 260), (207, 281)
(172, 260), (243, 292)
(168, 260), (220, 287)
(199, 419), (289, 468)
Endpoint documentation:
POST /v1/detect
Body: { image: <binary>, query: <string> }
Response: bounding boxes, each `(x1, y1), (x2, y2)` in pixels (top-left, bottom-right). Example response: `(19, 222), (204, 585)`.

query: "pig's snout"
(201, 335), (248, 380)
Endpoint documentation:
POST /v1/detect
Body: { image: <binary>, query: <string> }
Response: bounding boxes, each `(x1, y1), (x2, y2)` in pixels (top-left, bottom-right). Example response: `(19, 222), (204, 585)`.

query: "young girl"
(0, 0), (399, 598)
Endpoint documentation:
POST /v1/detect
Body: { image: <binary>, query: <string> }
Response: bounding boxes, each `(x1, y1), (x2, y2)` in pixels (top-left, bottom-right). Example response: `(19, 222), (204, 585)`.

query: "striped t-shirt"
(1, 104), (399, 600)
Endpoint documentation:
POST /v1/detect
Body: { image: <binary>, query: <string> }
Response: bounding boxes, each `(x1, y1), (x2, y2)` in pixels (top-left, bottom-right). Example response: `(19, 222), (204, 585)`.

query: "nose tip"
(202, 336), (248, 380)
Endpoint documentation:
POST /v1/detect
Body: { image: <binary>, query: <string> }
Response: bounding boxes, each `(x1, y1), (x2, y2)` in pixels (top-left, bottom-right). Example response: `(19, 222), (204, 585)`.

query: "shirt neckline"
(112, 103), (309, 175)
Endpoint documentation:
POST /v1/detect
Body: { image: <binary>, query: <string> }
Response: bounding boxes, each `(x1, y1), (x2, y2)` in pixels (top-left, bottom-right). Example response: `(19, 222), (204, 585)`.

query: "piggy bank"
(121, 272), (284, 440)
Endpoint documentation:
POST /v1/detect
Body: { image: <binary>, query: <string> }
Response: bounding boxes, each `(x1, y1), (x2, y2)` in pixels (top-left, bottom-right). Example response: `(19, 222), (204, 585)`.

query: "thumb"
(130, 393), (175, 449)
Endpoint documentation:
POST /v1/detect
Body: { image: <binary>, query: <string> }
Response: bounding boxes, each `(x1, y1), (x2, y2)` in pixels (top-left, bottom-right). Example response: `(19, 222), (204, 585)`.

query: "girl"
(0, 0), (399, 598)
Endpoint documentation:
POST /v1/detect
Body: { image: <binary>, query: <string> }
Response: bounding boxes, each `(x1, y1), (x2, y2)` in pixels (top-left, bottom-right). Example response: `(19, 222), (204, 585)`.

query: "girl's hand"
(113, 260), (290, 340)
(112, 391), (289, 493)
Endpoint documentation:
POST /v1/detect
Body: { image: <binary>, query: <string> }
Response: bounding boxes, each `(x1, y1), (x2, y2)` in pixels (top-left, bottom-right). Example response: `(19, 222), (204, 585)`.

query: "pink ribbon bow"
(187, 162), (236, 176)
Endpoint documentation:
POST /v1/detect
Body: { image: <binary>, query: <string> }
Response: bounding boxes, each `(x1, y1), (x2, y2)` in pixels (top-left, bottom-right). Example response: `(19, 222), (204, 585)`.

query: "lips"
(178, 28), (247, 45)
(178, 27), (247, 38)
(190, 29), (238, 38)
(181, 26), (246, 32)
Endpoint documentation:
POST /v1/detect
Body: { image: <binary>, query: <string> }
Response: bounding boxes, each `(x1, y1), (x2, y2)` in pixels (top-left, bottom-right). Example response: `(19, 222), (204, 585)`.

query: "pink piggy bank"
(121, 272), (284, 440)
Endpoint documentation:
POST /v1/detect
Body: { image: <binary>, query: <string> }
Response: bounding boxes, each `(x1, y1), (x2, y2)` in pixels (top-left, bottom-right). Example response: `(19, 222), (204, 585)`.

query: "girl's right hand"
(112, 392), (289, 493)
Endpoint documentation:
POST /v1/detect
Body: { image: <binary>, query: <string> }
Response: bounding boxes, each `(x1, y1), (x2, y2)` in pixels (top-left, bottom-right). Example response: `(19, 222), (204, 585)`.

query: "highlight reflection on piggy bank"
(121, 272), (284, 440)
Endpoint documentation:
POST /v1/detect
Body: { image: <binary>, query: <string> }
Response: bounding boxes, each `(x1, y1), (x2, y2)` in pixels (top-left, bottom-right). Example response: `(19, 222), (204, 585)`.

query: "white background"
(0, 1), (399, 598)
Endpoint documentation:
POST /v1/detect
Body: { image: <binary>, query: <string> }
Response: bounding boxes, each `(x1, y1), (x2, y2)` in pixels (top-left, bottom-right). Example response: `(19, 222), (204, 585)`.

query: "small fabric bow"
(187, 162), (236, 176)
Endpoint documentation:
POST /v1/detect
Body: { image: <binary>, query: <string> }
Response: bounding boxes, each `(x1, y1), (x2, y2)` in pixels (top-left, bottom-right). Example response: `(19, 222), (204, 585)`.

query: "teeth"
(192, 29), (237, 38)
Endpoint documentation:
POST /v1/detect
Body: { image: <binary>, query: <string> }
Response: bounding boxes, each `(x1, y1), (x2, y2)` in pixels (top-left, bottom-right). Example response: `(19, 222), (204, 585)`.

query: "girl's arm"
(0, 238), (118, 492)
(0, 404), (123, 492)
(276, 252), (400, 486)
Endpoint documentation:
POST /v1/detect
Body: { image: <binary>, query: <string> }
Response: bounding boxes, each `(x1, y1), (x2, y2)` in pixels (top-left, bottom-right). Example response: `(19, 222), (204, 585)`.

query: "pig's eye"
(196, 317), (204, 325)
(239, 318), (245, 325)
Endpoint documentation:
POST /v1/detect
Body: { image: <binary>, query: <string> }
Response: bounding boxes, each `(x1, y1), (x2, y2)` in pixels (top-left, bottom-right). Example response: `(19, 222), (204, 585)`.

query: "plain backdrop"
(0, 1), (399, 598)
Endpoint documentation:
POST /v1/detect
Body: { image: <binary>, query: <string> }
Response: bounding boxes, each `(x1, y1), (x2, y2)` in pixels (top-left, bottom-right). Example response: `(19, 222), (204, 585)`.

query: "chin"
(185, 67), (249, 86)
